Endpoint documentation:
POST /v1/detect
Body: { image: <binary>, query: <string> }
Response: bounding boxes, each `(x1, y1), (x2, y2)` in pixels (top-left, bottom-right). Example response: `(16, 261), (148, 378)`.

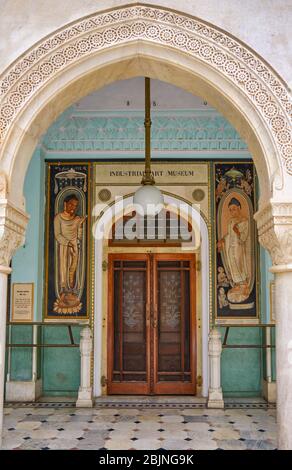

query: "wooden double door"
(107, 253), (196, 395)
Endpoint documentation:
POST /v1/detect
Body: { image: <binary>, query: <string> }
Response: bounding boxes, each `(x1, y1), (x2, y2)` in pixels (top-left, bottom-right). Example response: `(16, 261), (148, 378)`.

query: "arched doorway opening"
(93, 194), (210, 398)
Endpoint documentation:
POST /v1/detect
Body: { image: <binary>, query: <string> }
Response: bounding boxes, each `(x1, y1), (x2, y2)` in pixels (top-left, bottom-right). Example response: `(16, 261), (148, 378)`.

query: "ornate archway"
(0, 3), (292, 449)
(0, 4), (291, 206)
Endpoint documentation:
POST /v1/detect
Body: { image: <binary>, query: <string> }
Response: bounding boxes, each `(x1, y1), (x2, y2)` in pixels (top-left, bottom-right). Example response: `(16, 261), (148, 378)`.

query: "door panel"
(108, 255), (150, 394)
(153, 255), (196, 394)
(108, 253), (196, 395)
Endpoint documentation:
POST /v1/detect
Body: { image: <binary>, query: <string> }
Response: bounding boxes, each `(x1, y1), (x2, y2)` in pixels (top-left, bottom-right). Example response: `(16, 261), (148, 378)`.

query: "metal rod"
(142, 77), (155, 185)
(223, 345), (275, 349)
(67, 325), (75, 345)
(218, 324), (275, 328)
(7, 322), (87, 326)
(6, 344), (79, 348)
(223, 326), (229, 346)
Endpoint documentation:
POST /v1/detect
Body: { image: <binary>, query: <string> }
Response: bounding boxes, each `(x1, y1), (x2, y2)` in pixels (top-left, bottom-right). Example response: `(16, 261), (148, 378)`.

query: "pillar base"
(207, 388), (224, 409)
(5, 379), (42, 402)
(76, 387), (93, 408)
(262, 380), (276, 403)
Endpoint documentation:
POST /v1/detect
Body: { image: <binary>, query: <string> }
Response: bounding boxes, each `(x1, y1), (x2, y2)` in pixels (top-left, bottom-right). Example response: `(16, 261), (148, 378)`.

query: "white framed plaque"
(12, 283), (34, 322)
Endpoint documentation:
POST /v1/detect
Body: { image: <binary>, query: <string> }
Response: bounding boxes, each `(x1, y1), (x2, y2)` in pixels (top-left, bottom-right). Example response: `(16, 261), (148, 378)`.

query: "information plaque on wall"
(12, 283), (34, 322)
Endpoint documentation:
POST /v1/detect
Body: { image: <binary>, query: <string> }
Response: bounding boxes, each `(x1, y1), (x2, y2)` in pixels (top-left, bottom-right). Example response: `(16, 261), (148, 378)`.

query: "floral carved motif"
(255, 202), (292, 266)
(0, 5), (291, 172)
(0, 201), (29, 266)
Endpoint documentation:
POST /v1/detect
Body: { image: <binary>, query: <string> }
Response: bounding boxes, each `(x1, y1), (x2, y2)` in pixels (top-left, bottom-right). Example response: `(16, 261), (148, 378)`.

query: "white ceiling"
(74, 77), (213, 111)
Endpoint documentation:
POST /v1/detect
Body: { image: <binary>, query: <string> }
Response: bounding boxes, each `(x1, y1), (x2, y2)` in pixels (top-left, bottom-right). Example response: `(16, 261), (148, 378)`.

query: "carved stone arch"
(0, 3), (291, 208)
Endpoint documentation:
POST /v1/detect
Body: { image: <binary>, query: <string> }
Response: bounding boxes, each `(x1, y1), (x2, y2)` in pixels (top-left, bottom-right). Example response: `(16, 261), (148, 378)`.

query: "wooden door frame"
(107, 253), (151, 394)
(152, 253), (197, 395)
(107, 252), (196, 395)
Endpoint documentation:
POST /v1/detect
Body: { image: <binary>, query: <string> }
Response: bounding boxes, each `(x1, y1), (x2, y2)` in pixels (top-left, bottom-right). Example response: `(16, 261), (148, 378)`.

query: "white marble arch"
(93, 194), (210, 398)
(0, 3), (291, 209)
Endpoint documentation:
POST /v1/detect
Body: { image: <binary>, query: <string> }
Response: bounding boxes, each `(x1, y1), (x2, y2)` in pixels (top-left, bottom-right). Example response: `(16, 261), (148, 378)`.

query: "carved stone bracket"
(0, 199), (29, 269)
(255, 202), (292, 268)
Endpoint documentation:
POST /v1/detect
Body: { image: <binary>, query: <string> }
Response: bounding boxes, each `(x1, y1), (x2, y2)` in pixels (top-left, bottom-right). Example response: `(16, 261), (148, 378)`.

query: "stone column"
(255, 202), (292, 450)
(0, 265), (11, 448)
(76, 326), (93, 407)
(207, 328), (224, 408)
(0, 192), (29, 447)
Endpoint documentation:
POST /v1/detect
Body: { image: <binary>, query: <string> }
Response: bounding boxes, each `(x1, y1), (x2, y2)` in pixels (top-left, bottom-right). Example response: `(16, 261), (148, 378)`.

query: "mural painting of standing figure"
(53, 194), (87, 314)
(217, 197), (250, 304)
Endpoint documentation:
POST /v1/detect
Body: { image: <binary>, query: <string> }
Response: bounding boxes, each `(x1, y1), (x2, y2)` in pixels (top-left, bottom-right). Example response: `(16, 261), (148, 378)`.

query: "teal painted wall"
(7, 149), (45, 383)
(42, 326), (81, 397)
(220, 328), (263, 397)
(7, 107), (275, 397)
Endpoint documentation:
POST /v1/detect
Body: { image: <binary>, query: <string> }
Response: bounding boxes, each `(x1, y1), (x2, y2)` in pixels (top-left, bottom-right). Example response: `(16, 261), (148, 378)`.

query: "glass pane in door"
(157, 261), (191, 383)
(113, 261), (147, 382)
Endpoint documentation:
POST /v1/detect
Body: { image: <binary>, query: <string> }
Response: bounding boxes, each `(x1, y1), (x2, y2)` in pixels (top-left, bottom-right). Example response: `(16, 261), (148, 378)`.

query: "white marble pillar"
(0, 196), (29, 447)
(262, 326), (276, 403)
(76, 326), (93, 407)
(255, 202), (292, 449)
(207, 328), (224, 408)
(0, 266), (11, 447)
(270, 268), (292, 449)
(265, 327), (272, 383)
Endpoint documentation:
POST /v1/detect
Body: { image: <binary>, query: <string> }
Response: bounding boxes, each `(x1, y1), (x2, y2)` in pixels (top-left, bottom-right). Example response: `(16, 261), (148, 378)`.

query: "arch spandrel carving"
(0, 4), (292, 201)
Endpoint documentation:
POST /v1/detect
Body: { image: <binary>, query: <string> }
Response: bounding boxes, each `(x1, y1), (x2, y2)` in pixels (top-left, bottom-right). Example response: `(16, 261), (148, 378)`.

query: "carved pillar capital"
(255, 202), (292, 271)
(0, 199), (29, 270)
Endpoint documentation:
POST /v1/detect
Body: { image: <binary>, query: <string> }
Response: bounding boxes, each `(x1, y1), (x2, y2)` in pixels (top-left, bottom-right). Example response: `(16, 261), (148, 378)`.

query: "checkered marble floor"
(2, 404), (277, 450)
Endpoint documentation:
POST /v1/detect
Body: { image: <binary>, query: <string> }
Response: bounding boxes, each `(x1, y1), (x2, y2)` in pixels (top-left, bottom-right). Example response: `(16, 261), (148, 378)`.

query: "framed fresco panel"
(44, 162), (91, 321)
(214, 162), (259, 321)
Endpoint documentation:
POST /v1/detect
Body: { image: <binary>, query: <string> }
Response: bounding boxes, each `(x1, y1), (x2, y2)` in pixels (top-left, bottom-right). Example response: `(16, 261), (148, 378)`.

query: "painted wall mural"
(215, 163), (258, 319)
(44, 163), (90, 320)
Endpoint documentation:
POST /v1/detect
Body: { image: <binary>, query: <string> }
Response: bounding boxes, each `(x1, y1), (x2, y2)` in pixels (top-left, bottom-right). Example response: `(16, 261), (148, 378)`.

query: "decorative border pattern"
(4, 401), (276, 409)
(0, 5), (291, 173)
(42, 112), (248, 152)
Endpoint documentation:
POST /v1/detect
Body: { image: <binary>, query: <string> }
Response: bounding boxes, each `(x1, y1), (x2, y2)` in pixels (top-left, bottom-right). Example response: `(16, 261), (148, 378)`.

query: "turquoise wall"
(7, 107), (275, 397)
(8, 149), (45, 382)
(42, 326), (81, 396)
(11, 147), (45, 320)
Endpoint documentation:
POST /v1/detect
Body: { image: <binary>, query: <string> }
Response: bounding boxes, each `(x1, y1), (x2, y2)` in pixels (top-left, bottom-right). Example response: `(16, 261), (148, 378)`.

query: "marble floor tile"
(104, 439), (136, 450)
(157, 439), (193, 450)
(29, 428), (59, 439)
(131, 438), (162, 450)
(2, 404), (277, 451)
(160, 415), (184, 423)
(188, 440), (219, 450)
(107, 430), (135, 440)
(212, 428), (241, 440)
